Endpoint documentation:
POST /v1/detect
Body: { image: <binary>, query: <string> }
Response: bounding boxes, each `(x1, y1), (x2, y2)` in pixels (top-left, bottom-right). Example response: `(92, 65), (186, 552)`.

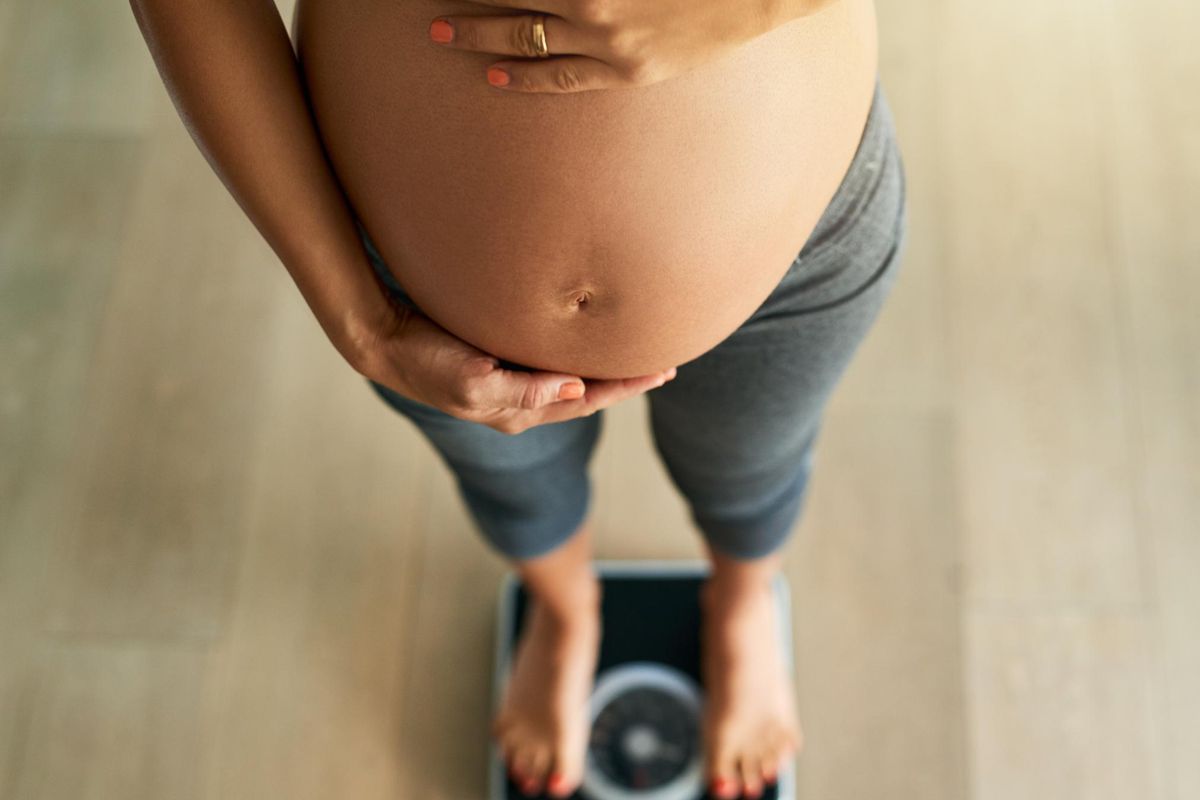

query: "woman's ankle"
(524, 565), (602, 626)
(700, 553), (780, 615)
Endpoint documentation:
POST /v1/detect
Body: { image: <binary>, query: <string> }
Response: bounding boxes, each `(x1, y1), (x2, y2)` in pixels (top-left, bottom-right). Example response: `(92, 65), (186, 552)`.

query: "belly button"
(570, 290), (592, 309)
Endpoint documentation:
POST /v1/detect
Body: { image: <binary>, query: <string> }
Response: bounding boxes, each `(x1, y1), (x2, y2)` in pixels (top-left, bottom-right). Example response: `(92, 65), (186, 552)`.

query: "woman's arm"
(129, 0), (396, 371)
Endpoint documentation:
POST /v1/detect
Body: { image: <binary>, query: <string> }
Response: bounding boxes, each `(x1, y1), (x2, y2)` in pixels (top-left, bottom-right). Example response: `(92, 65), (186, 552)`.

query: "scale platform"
(489, 560), (796, 800)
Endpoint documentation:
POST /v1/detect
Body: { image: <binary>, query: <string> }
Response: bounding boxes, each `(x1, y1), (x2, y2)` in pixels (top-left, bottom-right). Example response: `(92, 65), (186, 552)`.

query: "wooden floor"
(1, 1), (1196, 798)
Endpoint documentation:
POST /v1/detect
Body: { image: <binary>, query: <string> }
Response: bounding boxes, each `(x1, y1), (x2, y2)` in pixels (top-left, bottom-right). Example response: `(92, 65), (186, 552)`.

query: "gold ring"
(532, 15), (549, 58)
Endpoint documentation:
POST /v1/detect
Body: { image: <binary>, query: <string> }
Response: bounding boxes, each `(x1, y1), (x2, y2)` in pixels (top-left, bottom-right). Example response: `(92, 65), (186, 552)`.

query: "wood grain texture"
(0, 0), (158, 134)
(0, 134), (143, 798)
(1, 0), (1196, 798)
(965, 613), (1162, 800)
(789, 408), (968, 799)
(1097, 2), (1200, 797)
(41, 124), (285, 641)
(199, 292), (431, 800)
(941, 0), (1145, 611)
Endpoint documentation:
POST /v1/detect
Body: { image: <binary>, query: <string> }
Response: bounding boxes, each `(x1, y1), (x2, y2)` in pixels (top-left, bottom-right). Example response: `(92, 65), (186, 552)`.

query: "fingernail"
(547, 772), (567, 794)
(712, 776), (736, 799)
(558, 382), (584, 400)
(429, 18), (454, 43)
(488, 66), (511, 87)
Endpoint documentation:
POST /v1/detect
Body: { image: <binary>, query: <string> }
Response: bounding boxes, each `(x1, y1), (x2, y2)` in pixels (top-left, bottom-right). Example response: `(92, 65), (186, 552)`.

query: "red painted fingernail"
(547, 772), (567, 794)
(488, 66), (511, 87)
(429, 19), (453, 43)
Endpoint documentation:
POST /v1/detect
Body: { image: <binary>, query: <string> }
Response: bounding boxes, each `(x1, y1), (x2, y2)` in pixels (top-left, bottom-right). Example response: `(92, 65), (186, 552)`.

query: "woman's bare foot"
(699, 578), (803, 799)
(492, 574), (602, 798)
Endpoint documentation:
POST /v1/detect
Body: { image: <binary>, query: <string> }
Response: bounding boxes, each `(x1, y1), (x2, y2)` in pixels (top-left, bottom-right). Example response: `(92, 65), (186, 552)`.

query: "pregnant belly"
(293, 0), (879, 379)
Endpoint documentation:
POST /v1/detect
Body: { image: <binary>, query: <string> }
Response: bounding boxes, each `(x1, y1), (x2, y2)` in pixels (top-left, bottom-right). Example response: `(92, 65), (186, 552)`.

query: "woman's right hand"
(357, 302), (677, 435)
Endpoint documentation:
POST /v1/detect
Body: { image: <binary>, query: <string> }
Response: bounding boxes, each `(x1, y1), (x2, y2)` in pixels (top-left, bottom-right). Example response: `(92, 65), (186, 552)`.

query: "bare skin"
(492, 520), (803, 799)
(699, 544), (804, 799)
(133, 2), (832, 795)
(491, 518), (603, 798)
(292, 0), (879, 379)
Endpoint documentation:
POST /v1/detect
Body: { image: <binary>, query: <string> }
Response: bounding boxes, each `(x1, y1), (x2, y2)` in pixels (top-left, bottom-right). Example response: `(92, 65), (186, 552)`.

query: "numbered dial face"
(589, 686), (699, 791)
(582, 662), (704, 800)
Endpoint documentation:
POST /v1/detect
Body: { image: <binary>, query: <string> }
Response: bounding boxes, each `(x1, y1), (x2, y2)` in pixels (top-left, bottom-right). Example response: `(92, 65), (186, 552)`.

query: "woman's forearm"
(129, 0), (395, 369)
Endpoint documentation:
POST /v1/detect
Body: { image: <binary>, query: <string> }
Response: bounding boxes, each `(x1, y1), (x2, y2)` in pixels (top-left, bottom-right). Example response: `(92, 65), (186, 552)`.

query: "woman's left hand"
(426, 0), (826, 94)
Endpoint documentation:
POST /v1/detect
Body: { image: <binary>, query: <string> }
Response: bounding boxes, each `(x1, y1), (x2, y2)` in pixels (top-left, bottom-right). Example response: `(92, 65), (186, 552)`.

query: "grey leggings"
(356, 79), (907, 562)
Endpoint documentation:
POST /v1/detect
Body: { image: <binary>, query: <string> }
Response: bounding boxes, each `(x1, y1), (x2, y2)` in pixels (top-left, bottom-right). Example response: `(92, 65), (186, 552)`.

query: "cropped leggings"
(356, 79), (907, 563)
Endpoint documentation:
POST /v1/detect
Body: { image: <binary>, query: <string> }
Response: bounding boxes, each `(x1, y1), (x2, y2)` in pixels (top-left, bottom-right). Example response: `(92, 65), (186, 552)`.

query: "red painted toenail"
(547, 772), (570, 796)
(712, 776), (737, 799)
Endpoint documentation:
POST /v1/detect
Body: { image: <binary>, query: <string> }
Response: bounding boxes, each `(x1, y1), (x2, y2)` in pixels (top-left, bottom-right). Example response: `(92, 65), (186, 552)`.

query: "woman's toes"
(760, 732), (785, 780)
(545, 769), (577, 799)
(510, 746), (535, 795)
(517, 746), (551, 795)
(710, 774), (739, 800)
(761, 730), (800, 784)
(708, 739), (741, 798)
(739, 753), (764, 799)
(530, 747), (553, 792)
(761, 743), (780, 783)
(515, 771), (538, 796)
(546, 737), (586, 797)
(545, 771), (568, 798)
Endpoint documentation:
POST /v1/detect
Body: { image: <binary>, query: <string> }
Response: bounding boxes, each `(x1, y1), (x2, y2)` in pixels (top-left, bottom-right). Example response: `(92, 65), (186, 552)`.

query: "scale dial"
(582, 663), (704, 800)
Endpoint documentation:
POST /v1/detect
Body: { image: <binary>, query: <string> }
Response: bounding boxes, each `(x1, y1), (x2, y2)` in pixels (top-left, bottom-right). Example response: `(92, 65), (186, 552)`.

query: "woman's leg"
(492, 517), (602, 799)
(371, 377), (605, 798)
(367, 376), (603, 560)
(699, 541), (797, 800)
(647, 79), (908, 798)
(357, 221), (605, 798)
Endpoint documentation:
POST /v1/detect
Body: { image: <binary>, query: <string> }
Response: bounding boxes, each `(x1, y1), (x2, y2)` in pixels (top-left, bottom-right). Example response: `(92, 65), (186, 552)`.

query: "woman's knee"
(658, 424), (819, 559)
(690, 454), (815, 560)
(368, 383), (604, 560)
(455, 462), (594, 560)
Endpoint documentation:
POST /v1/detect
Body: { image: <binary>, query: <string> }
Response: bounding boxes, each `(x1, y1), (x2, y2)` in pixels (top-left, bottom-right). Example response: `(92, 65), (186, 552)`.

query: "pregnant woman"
(131, 0), (906, 797)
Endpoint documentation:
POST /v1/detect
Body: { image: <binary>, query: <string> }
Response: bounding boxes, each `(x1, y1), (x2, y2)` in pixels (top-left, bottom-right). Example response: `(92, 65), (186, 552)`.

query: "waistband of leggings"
(802, 78), (896, 249)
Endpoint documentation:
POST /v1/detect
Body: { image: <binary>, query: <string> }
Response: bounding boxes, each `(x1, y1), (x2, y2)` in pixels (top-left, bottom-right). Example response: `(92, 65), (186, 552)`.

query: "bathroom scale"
(489, 560), (796, 800)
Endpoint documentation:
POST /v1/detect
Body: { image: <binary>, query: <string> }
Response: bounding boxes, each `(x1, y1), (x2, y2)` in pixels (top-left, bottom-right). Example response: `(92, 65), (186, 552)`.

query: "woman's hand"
(358, 302), (677, 435)
(426, 0), (829, 94)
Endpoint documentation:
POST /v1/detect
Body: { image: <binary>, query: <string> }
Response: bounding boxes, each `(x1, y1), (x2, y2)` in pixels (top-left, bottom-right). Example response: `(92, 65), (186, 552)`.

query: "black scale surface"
(497, 572), (782, 800)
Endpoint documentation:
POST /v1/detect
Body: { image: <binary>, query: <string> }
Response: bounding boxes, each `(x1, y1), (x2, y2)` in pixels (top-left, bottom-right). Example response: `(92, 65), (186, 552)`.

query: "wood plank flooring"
(1, 1), (1195, 797)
